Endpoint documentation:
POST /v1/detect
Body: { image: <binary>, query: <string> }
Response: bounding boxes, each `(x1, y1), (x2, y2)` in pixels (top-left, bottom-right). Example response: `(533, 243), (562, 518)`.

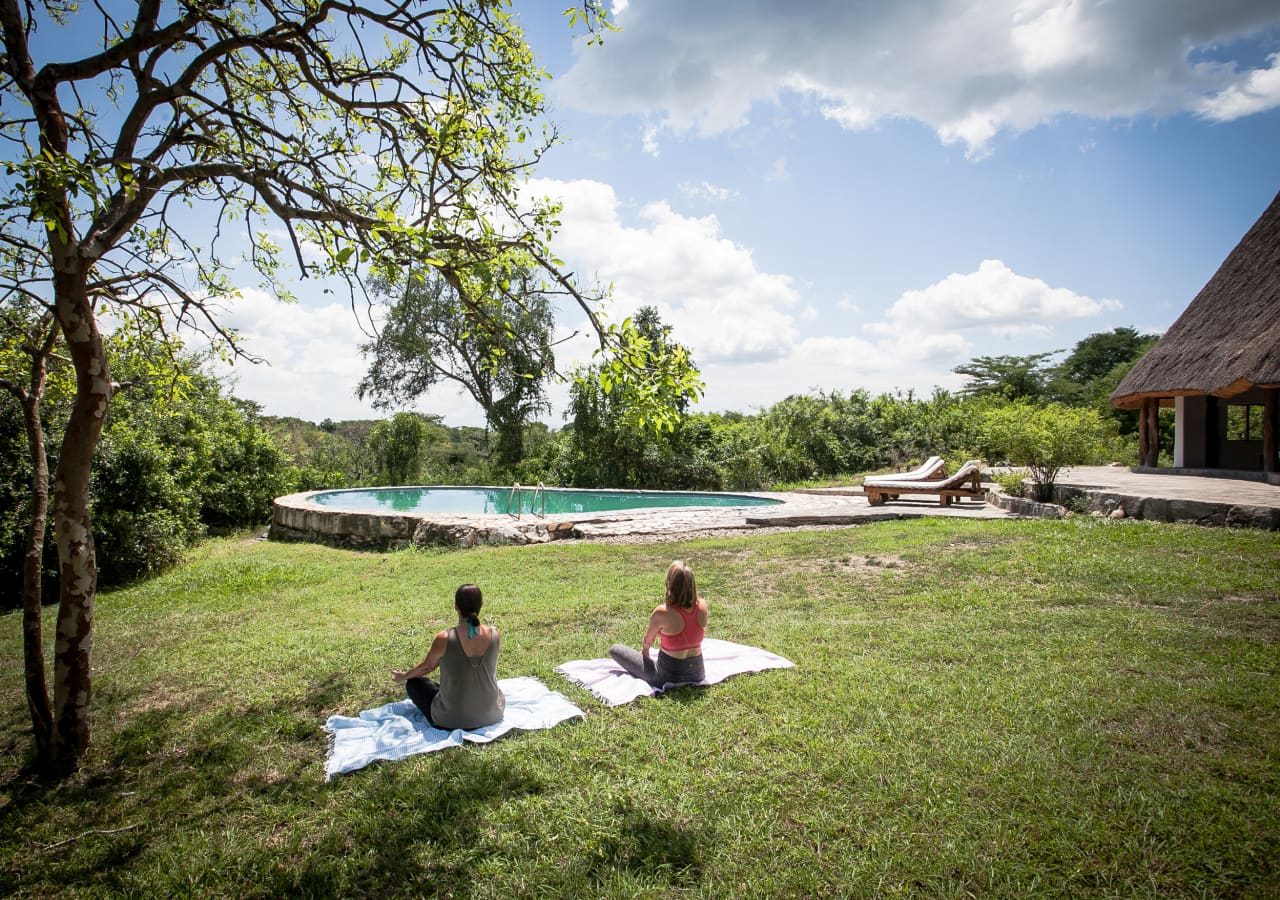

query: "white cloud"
(641, 123), (661, 157)
(517, 177), (1135, 415)
(202, 288), (486, 425)
(679, 180), (738, 201)
(696, 330), (974, 412)
(1198, 52), (1280, 120)
(519, 180), (1124, 415)
(695, 259), (1120, 411)
(766, 157), (789, 182)
(522, 178), (801, 364)
(836, 293), (862, 313)
(556, 0), (1280, 156)
(872, 259), (1121, 334)
(201, 188), (1129, 427)
(197, 207), (1125, 425)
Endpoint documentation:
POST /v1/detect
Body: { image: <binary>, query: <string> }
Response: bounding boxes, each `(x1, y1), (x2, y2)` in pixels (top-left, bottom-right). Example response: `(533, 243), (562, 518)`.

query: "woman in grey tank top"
(392, 584), (506, 730)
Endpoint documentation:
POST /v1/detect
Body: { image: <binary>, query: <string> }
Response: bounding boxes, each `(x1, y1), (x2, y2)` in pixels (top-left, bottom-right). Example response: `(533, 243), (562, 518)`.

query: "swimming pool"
(309, 486), (783, 516)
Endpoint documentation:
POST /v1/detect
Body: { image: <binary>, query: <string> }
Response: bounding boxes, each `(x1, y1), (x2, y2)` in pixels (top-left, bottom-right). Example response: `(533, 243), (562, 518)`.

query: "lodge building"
(1111, 190), (1280, 481)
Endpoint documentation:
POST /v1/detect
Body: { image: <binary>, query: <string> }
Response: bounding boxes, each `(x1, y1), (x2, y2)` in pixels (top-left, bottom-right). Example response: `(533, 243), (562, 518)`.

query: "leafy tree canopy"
(561, 306), (703, 487)
(1056, 327), (1159, 386)
(953, 353), (1058, 401)
(0, 0), (643, 772)
(358, 267), (553, 468)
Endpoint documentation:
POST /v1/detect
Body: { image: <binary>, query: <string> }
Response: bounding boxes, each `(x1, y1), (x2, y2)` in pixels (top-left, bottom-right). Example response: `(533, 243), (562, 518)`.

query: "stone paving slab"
(1054, 467), (1280, 507)
(987, 466), (1279, 530)
(572, 491), (1007, 539)
(272, 487), (1012, 549)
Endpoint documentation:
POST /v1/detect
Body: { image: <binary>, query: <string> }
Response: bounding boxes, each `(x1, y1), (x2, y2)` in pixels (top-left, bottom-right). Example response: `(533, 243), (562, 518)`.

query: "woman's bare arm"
(640, 605), (668, 655)
(391, 631), (448, 682)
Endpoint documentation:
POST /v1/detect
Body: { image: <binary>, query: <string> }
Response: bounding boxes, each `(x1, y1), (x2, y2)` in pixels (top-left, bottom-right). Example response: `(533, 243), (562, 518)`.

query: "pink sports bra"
(660, 603), (705, 652)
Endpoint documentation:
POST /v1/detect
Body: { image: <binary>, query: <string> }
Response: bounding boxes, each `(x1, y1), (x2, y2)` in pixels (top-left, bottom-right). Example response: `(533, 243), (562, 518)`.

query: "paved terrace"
(571, 490), (1009, 541)
(270, 488), (1011, 550)
(1045, 466), (1280, 529)
(271, 468), (1280, 550)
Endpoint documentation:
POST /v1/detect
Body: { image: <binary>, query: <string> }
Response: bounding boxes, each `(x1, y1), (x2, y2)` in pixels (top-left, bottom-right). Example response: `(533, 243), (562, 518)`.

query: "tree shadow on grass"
(0, 672), (548, 897)
(275, 751), (548, 896)
(579, 800), (706, 890)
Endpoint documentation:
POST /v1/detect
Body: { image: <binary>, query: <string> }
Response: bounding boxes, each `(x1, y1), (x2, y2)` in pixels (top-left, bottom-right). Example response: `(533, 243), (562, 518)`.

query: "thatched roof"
(1112, 190), (1280, 409)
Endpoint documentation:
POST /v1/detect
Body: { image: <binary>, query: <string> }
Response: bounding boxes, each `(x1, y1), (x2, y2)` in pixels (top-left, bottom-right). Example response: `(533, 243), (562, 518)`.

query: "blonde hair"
(664, 560), (697, 610)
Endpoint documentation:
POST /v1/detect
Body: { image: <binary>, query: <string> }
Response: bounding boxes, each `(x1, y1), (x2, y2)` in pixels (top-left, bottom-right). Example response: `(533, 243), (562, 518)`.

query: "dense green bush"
(981, 402), (1117, 501)
(91, 428), (201, 585)
(368, 412), (425, 485)
(191, 401), (295, 530)
(0, 401), (56, 600)
(1, 338), (297, 598)
(89, 359), (295, 585)
(541, 386), (1031, 491)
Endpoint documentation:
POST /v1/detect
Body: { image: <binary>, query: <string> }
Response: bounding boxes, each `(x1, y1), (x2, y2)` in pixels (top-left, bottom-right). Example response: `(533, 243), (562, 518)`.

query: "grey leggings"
(609, 645), (705, 687)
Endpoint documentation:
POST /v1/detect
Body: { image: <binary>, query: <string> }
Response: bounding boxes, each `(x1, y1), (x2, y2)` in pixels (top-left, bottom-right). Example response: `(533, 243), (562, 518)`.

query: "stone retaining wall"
(985, 483), (1279, 530)
(270, 491), (582, 550)
(984, 488), (1066, 520)
(1051, 484), (1280, 529)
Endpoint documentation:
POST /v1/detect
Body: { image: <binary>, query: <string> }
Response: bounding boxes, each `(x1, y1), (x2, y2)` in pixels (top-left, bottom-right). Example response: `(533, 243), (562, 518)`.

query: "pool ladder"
(510, 481), (547, 519)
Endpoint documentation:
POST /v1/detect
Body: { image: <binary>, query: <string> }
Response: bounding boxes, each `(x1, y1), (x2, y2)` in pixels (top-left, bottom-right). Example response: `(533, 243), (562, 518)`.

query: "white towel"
(323, 676), (584, 779)
(554, 638), (794, 707)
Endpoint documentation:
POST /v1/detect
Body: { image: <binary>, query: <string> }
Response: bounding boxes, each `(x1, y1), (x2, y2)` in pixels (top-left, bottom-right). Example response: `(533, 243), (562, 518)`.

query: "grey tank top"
(430, 627), (505, 730)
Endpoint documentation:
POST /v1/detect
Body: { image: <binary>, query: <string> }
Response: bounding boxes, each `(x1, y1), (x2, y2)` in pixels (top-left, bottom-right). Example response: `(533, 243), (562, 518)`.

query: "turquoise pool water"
(310, 486), (782, 516)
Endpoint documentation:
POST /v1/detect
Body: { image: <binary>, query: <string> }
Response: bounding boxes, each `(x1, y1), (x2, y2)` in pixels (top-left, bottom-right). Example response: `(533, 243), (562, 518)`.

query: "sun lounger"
(863, 455), (947, 485)
(863, 460), (986, 507)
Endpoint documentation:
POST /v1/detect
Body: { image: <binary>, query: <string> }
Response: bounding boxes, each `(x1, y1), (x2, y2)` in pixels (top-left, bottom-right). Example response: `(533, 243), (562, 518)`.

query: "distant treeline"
(273, 326), (1162, 494)
(0, 327), (1162, 603)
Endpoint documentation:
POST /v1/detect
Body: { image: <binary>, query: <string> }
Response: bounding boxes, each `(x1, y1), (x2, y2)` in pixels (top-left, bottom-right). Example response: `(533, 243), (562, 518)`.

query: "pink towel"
(554, 638), (794, 706)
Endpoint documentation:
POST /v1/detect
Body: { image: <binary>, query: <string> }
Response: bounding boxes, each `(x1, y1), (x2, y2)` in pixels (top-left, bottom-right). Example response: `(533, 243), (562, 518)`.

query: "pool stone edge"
(270, 490), (583, 550)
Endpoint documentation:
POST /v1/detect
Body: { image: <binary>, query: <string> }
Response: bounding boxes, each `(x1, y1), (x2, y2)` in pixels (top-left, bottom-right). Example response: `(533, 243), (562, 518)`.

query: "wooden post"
(1138, 398), (1157, 468)
(1264, 388), (1278, 474)
(1150, 399), (1162, 467)
(1141, 401), (1152, 471)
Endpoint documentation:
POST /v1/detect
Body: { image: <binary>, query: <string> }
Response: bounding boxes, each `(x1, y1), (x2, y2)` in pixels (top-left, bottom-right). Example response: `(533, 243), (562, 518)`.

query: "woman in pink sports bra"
(609, 560), (709, 687)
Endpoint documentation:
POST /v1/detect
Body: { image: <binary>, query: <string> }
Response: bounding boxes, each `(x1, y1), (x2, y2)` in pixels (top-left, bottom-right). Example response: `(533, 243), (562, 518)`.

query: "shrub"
(91, 429), (202, 585)
(86, 356), (294, 586)
(981, 402), (1115, 502)
(992, 470), (1029, 497)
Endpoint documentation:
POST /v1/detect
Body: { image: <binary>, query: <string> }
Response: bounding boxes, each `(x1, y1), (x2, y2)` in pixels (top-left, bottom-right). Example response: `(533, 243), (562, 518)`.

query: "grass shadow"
(581, 800), (706, 889)
(275, 751), (548, 896)
(0, 669), (558, 897)
(659, 684), (711, 705)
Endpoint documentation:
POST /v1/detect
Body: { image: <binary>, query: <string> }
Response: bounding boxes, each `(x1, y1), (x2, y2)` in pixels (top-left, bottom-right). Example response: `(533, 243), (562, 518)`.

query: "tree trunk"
(1147, 400), (1162, 467)
(1138, 398), (1160, 468)
(1141, 401), (1152, 471)
(49, 266), (111, 774)
(19, 386), (54, 763)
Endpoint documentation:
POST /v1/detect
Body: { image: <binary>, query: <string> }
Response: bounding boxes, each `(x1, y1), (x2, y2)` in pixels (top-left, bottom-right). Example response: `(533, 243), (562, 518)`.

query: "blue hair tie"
(467, 620), (479, 639)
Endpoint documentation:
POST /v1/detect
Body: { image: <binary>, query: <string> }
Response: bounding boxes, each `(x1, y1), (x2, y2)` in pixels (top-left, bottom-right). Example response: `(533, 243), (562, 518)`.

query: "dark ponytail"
(455, 584), (483, 638)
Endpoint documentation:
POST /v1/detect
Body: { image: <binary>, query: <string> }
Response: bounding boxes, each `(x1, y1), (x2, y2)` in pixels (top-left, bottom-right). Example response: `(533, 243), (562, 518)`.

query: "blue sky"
(200, 1), (1280, 424)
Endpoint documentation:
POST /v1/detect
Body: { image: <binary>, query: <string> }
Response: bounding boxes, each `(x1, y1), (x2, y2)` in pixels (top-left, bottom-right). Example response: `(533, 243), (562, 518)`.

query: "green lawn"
(2, 519), (1278, 897)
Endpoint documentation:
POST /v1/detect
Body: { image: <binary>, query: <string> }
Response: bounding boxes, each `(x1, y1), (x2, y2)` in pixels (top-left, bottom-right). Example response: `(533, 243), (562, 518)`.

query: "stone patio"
(1037, 466), (1280, 529)
(270, 466), (1280, 550)
(270, 487), (1011, 550)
